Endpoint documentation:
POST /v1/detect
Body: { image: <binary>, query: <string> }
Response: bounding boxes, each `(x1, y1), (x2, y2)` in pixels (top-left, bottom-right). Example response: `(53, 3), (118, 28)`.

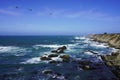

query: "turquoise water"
(0, 36), (117, 80)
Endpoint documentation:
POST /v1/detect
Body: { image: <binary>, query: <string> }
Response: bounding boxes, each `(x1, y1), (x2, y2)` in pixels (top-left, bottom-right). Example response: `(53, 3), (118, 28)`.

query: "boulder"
(51, 46), (67, 53)
(57, 46), (67, 50)
(57, 49), (64, 53)
(48, 54), (58, 57)
(51, 50), (58, 53)
(40, 56), (51, 60)
(60, 54), (70, 62)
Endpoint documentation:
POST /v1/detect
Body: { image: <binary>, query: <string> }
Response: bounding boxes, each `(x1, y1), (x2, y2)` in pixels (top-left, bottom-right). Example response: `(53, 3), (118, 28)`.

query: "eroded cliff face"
(91, 34), (120, 49)
(91, 33), (120, 78)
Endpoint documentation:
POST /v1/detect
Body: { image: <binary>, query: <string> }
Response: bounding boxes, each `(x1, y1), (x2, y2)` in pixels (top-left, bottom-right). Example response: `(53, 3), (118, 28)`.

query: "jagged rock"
(57, 49), (64, 53)
(57, 46), (67, 50)
(51, 50), (58, 53)
(40, 56), (51, 60)
(42, 69), (53, 74)
(91, 34), (120, 49)
(60, 54), (70, 62)
(48, 54), (58, 57)
(51, 46), (67, 53)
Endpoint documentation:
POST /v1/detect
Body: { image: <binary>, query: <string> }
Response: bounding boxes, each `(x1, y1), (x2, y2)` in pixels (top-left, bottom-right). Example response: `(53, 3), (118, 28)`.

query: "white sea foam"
(90, 42), (108, 48)
(111, 48), (119, 53)
(74, 36), (86, 40)
(34, 44), (65, 49)
(84, 51), (93, 55)
(51, 57), (62, 61)
(0, 46), (26, 53)
(21, 57), (40, 64)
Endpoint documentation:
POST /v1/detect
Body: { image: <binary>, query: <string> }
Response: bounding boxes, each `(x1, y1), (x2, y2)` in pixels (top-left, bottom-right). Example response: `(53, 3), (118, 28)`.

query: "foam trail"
(0, 46), (26, 53)
(21, 57), (40, 64)
(34, 44), (65, 48)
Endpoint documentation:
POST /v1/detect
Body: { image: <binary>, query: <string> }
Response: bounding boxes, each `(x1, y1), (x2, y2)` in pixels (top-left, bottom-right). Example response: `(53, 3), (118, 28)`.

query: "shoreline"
(90, 33), (120, 79)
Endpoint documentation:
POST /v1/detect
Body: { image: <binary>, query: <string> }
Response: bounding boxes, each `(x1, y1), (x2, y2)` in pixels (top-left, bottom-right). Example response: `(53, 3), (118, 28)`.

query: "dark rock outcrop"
(51, 46), (67, 53)
(48, 54), (58, 57)
(60, 54), (70, 62)
(40, 56), (51, 60)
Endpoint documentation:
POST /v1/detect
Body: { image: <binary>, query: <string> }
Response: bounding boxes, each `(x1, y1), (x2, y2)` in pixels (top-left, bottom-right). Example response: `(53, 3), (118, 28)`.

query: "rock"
(42, 69), (53, 74)
(57, 49), (64, 53)
(82, 65), (95, 70)
(51, 46), (67, 53)
(57, 46), (67, 50)
(51, 50), (57, 53)
(91, 34), (120, 49)
(60, 54), (70, 62)
(48, 54), (58, 57)
(40, 56), (51, 60)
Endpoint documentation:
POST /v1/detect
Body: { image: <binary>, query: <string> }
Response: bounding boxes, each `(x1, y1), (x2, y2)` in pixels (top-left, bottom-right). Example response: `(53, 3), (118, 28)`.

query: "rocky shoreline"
(90, 33), (120, 79)
(39, 44), (118, 80)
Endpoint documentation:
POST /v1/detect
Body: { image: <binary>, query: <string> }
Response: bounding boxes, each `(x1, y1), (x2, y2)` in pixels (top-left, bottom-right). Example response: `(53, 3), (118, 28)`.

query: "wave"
(33, 43), (78, 49)
(74, 36), (86, 40)
(0, 46), (26, 53)
(84, 51), (94, 55)
(33, 44), (66, 49)
(21, 57), (40, 64)
(90, 42), (109, 48)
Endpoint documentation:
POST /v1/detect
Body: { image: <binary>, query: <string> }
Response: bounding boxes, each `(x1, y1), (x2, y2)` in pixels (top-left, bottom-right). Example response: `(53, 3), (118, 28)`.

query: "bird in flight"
(15, 6), (19, 8)
(29, 9), (32, 11)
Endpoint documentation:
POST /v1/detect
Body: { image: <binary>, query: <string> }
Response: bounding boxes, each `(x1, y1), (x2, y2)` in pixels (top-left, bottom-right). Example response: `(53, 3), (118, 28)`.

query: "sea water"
(0, 36), (118, 80)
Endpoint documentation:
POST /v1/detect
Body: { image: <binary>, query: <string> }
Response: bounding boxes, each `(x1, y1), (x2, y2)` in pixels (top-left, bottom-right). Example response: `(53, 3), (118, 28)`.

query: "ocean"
(0, 36), (118, 80)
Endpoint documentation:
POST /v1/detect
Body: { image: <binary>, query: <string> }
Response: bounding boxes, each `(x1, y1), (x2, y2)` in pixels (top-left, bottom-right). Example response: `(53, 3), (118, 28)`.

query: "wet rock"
(51, 46), (67, 53)
(51, 50), (57, 53)
(48, 54), (58, 57)
(57, 46), (67, 50)
(42, 69), (53, 74)
(60, 54), (70, 62)
(40, 56), (51, 60)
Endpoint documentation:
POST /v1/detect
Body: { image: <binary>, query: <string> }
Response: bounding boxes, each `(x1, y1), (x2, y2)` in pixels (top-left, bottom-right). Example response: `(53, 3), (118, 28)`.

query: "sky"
(0, 0), (120, 35)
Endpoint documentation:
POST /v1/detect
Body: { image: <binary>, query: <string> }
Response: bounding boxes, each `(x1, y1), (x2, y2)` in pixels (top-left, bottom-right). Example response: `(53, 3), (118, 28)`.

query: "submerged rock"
(42, 69), (53, 74)
(40, 56), (51, 60)
(48, 54), (58, 57)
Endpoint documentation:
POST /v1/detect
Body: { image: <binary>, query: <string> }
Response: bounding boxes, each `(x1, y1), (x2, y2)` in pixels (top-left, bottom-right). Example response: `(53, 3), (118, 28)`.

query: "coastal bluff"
(90, 33), (120, 78)
(90, 33), (120, 49)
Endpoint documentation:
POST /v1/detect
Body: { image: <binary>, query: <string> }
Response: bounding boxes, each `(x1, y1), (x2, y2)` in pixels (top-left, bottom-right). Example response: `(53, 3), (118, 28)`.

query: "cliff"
(90, 33), (120, 78)
(91, 33), (120, 49)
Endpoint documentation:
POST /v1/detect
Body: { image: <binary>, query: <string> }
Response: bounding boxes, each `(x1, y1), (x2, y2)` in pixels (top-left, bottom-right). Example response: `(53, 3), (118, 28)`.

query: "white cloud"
(0, 9), (21, 16)
(36, 8), (120, 21)
(66, 9), (120, 21)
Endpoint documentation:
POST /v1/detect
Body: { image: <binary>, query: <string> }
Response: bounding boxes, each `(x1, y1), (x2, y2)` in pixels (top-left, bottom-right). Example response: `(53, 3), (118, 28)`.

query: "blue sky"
(0, 0), (120, 35)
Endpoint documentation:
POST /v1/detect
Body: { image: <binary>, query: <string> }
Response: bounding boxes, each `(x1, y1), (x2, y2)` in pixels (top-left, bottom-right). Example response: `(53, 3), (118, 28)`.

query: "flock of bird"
(15, 6), (53, 15)
(15, 6), (32, 11)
